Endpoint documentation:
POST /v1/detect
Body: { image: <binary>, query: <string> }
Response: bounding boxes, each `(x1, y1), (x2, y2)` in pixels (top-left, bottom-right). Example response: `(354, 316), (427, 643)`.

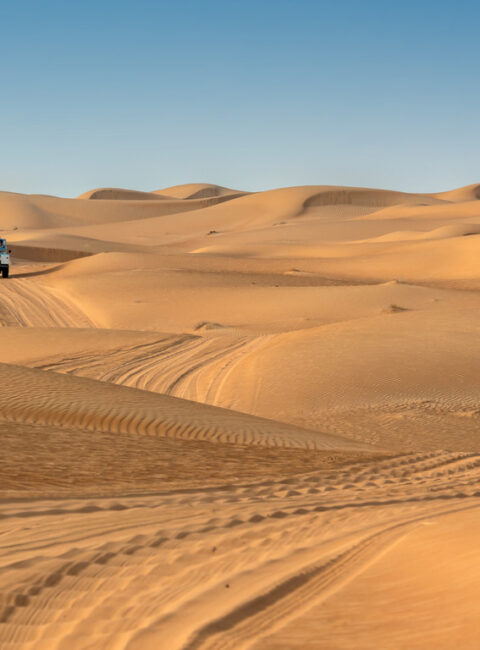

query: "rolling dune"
(156, 183), (247, 200)
(0, 188), (245, 233)
(78, 188), (170, 201)
(0, 363), (369, 451)
(1, 181), (480, 648)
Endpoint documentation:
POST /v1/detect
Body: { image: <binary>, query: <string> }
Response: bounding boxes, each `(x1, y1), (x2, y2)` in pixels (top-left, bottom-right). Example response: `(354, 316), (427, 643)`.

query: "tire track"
(184, 524), (413, 650)
(0, 363), (361, 450)
(32, 332), (274, 407)
(0, 279), (94, 328)
(1, 449), (479, 649)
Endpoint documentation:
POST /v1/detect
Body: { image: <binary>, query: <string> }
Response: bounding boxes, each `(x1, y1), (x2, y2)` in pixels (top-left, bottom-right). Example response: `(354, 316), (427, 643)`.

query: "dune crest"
(429, 182), (480, 202)
(78, 187), (169, 200)
(156, 182), (246, 199)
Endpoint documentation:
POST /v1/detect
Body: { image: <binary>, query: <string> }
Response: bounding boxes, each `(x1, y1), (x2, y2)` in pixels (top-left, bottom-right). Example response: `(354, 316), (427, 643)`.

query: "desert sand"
(1, 182), (480, 648)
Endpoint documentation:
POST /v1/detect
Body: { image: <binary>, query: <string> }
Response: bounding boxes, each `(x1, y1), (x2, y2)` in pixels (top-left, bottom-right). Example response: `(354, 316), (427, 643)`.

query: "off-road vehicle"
(0, 239), (11, 278)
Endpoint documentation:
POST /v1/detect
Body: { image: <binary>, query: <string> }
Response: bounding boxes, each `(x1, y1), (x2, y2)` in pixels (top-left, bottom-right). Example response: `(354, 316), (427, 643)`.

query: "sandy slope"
(155, 182), (247, 199)
(1, 181), (480, 648)
(0, 363), (368, 451)
(1, 455), (479, 649)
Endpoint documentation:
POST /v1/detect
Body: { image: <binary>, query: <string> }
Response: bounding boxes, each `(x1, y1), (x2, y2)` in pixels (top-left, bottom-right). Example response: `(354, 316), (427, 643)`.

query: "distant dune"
(155, 182), (247, 199)
(429, 182), (480, 202)
(1, 180), (480, 649)
(78, 187), (169, 200)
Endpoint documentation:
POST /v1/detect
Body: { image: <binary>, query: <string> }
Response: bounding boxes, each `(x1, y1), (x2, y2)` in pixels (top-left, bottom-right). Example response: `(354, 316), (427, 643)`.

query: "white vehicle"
(0, 239), (10, 278)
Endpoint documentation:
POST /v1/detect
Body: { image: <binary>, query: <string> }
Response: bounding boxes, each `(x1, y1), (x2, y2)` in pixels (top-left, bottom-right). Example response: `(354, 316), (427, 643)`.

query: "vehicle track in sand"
(0, 278), (94, 328)
(0, 364), (367, 451)
(0, 450), (479, 649)
(32, 333), (270, 407)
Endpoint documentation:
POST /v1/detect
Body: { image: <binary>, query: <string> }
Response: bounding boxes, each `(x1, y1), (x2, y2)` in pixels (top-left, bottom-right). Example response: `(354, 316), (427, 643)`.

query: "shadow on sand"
(11, 264), (64, 279)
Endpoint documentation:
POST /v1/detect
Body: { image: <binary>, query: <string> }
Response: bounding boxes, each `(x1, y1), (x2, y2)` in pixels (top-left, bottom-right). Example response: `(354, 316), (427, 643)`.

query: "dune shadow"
(11, 264), (64, 279)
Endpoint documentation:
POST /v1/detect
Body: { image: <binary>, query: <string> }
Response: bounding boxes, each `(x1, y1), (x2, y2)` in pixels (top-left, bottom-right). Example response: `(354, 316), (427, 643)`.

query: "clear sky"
(1, 0), (479, 196)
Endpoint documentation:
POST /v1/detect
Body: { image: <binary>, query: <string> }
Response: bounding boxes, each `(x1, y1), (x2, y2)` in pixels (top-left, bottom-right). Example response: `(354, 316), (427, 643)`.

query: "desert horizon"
(0, 179), (480, 647)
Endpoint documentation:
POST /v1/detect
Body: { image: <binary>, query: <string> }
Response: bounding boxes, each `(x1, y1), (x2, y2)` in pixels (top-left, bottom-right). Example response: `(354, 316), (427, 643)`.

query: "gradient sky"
(1, 0), (479, 196)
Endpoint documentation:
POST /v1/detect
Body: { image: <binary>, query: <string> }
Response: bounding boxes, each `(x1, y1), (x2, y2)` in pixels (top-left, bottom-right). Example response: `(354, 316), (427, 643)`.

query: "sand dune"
(1, 180), (480, 648)
(156, 182), (246, 199)
(430, 182), (480, 202)
(8, 286), (479, 452)
(302, 185), (445, 209)
(0, 188), (245, 234)
(0, 277), (94, 327)
(356, 198), (480, 222)
(0, 363), (369, 451)
(78, 187), (169, 200)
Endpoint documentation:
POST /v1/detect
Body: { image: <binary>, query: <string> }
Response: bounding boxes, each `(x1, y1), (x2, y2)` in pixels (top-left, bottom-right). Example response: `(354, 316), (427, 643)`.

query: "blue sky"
(1, 0), (479, 196)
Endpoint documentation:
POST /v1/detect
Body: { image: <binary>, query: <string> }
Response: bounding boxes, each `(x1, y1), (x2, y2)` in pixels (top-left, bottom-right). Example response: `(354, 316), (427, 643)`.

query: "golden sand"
(1, 182), (480, 648)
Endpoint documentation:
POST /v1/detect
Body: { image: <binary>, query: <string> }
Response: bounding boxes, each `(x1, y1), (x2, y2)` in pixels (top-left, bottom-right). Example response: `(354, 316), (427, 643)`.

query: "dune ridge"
(155, 182), (247, 199)
(0, 363), (370, 451)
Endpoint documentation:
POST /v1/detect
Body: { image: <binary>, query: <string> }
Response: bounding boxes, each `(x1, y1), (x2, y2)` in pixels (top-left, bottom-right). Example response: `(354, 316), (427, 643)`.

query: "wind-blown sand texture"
(1, 182), (480, 648)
